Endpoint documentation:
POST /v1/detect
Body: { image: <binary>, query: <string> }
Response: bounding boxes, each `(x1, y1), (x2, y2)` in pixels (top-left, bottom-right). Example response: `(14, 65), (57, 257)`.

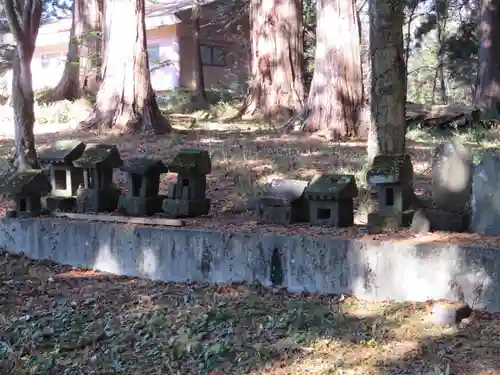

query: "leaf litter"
(0, 251), (499, 375)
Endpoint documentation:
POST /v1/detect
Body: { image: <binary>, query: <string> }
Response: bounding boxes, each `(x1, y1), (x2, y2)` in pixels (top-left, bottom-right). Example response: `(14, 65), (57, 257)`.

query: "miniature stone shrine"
(38, 139), (86, 212)
(0, 169), (51, 217)
(162, 148), (211, 218)
(413, 141), (472, 233)
(256, 179), (309, 225)
(304, 173), (358, 227)
(72, 143), (123, 213)
(366, 154), (414, 229)
(471, 149), (500, 236)
(118, 158), (169, 216)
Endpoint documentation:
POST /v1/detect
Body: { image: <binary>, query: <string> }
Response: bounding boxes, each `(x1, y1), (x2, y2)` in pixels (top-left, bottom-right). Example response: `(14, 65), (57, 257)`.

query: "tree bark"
(366, 0), (406, 162)
(474, 0), (500, 116)
(242, 0), (304, 120)
(38, 0), (103, 103)
(191, 1), (208, 108)
(300, 0), (364, 139)
(4, 0), (43, 170)
(79, 0), (170, 134)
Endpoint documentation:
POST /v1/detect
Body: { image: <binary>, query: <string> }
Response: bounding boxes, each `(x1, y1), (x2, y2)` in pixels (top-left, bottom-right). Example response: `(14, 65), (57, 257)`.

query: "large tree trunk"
(366, 0), (406, 162)
(4, 0), (43, 170)
(301, 0), (364, 139)
(79, 0), (170, 134)
(191, 1), (208, 108)
(39, 0), (103, 103)
(474, 0), (500, 116)
(242, 0), (304, 120)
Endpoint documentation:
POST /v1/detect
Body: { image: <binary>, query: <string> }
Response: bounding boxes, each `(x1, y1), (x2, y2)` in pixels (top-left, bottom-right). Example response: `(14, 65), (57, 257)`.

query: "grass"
(1, 251), (499, 375)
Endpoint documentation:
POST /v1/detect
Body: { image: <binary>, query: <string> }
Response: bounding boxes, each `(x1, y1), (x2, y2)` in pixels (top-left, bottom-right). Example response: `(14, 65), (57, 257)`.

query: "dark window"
(199, 44), (227, 67)
(132, 175), (142, 196)
(317, 208), (331, 220)
(385, 187), (394, 206)
(54, 169), (67, 190)
(19, 198), (26, 211)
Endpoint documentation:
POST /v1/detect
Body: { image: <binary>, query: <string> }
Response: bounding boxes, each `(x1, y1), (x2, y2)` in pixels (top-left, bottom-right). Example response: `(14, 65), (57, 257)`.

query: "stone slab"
(0, 217), (499, 311)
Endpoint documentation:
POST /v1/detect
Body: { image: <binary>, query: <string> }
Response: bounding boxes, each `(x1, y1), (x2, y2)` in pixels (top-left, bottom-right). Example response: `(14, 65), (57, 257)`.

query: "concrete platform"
(0, 217), (499, 311)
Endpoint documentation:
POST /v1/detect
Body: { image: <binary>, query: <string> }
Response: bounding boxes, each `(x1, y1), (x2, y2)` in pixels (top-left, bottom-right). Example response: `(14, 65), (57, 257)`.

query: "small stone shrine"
(366, 154), (414, 229)
(0, 169), (51, 217)
(73, 143), (123, 213)
(162, 148), (211, 218)
(471, 149), (500, 236)
(118, 158), (169, 216)
(38, 139), (86, 212)
(256, 179), (309, 225)
(304, 173), (358, 227)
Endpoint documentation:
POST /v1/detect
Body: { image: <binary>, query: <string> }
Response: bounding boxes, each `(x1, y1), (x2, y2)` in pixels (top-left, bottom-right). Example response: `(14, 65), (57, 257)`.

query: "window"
(41, 53), (62, 69)
(317, 208), (331, 220)
(199, 44), (227, 67)
(147, 45), (161, 70)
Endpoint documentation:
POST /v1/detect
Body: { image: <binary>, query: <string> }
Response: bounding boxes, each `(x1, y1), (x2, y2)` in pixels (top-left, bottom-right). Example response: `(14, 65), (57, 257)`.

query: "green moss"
(168, 148), (211, 174)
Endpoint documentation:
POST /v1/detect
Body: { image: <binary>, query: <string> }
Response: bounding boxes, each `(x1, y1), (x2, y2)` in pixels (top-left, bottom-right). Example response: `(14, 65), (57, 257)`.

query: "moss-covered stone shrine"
(162, 148), (211, 218)
(118, 158), (169, 216)
(73, 143), (123, 213)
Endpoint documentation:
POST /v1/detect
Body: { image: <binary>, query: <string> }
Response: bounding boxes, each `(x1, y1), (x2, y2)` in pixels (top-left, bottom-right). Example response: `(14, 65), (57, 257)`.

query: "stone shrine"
(366, 154), (414, 229)
(412, 141), (472, 233)
(73, 144), (123, 213)
(162, 148), (211, 218)
(38, 139), (86, 212)
(256, 179), (309, 225)
(0, 169), (51, 217)
(430, 140), (472, 213)
(471, 149), (500, 236)
(118, 158), (169, 216)
(305, 173), (358, 227)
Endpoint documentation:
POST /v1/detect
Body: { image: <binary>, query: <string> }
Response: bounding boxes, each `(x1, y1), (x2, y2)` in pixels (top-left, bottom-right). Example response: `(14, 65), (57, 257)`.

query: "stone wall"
(1, 217), (499, 311)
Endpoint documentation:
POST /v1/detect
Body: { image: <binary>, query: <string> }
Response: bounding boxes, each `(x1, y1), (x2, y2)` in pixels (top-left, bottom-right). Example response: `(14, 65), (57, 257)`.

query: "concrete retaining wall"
(1, 217), (499, 311)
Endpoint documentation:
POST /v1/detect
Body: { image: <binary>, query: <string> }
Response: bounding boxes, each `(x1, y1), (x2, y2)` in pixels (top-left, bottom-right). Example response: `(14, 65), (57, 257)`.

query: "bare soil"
(1, 251), (500, 375)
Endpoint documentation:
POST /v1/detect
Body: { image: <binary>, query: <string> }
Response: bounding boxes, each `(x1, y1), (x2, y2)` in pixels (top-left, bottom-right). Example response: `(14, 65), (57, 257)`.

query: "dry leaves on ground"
(0, 251), (499, 375)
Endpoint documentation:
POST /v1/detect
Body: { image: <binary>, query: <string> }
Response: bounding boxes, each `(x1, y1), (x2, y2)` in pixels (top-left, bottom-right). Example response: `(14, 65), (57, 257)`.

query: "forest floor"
(1, 251), (500, 375)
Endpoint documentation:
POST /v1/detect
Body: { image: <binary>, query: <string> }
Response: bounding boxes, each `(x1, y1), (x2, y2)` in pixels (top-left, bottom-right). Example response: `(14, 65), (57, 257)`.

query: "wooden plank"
(50, 212), (185, 227)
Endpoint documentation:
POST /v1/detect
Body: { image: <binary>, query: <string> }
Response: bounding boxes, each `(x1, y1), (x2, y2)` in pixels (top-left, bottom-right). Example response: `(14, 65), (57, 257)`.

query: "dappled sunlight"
(93, 243), (122, 275)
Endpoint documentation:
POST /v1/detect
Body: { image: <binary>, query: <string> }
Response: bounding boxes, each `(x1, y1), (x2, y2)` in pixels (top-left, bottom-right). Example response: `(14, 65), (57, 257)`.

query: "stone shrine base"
(1, 216), (500, 312)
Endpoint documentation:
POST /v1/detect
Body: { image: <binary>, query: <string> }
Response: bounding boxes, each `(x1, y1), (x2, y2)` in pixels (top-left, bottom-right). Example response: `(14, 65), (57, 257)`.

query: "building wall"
(175, 4), (250, 92)
(0, 3), (250, 96)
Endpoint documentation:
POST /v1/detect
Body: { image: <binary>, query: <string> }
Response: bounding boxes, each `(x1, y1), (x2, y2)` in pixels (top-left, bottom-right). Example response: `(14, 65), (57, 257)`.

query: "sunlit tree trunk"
(242, 0), (304, 120)
(191, 1), (207, 108)
(474, 0), (500, 116)
(301, 0), (364, 139)
(79, 0), (170, 134)
(366, 0), (406, 162)
(4, 0), (43, 170)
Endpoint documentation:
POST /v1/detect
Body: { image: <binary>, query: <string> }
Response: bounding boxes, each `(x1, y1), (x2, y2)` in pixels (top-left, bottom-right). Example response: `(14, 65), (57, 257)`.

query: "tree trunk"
(474, 0), (500, 116)
(4, 0), (43, 170)
(79, 0), (104, 96)
(433, 0), (447, 104)
(37, 0), (80, 103)
(300, 0), (364, 139)
(79, 0), (170, 134)
(191, 1), (208, 108)
(366, 0), (406, 162)
(39, 0), (103, 103)
(242, 0), (304, 120)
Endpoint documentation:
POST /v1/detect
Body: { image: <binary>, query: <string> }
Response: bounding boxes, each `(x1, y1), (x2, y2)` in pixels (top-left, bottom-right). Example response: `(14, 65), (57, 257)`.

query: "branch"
(29, 0), (43, 41)
(22, 0), (34, 37)
(3, 0), (24, 43)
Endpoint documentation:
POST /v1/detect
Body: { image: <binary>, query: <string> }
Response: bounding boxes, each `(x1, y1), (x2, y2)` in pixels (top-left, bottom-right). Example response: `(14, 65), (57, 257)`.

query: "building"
(0, 0), (250, 94)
